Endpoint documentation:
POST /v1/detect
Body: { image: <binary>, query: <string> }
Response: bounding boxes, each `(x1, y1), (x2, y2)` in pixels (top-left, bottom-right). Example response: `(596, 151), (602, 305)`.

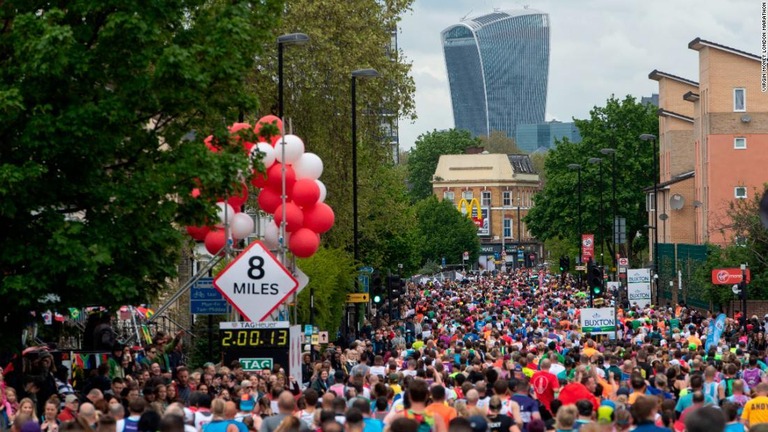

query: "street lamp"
(568, 164), (583, 262)
(277, 33), (310, 119)
(640, 133), (659, 292)
(351, 68), (380, 265)
(588, 157), (604, 266)
(600, 148), (617, 280)
(516, 196), (522, 269)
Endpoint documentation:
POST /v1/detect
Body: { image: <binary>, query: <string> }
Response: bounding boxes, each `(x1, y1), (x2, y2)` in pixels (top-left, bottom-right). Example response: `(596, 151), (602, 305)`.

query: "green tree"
(0, 0), (282, 351)
(407, 129), (480, 202)
(525, 96), (658, 265)
(250, 0), (416, 255)
(696, 185), (768, 307)
(358, 160), (421, 274)
(294, 247), (356, 337)
(530, 151), (548, 183)
(415, 196), (480, 265)
(479, 130), (521, 154)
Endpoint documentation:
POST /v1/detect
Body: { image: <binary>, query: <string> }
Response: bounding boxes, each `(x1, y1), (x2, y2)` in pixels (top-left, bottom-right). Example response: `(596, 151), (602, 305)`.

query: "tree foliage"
(250, 0), (416, 257)
(415, 196), (480, 265)
(407, 129), (480, 202)
(695, 185), (768, 306)
(478, 130), (521, 154)
(0, 0), (282, 350)
(524, 96), (658, 264)
(294, 247), (356, 337)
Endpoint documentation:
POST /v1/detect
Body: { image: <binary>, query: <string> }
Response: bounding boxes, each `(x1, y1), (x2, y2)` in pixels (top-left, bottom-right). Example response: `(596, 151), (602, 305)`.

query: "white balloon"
(215, 202), (236, 227)
(230, 212), (255, 240)
(251, 142), (276, 170)
(275, 134), (305, 165)
(294, 152), (324, 180)
(264, 222), (279, 249)
(316, 180), (327, 203)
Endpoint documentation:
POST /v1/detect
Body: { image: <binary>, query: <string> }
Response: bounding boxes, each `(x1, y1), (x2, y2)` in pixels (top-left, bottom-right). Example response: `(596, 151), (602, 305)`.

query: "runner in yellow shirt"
(742, 383), (768, 428)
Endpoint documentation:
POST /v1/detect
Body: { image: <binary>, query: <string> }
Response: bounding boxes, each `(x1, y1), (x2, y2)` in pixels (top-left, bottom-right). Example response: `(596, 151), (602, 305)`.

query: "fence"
(656, 243), (709, 310)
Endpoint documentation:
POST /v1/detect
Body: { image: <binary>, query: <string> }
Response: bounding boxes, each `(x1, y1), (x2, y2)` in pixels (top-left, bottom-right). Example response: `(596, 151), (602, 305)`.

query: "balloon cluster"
(185, 116), (334, 258)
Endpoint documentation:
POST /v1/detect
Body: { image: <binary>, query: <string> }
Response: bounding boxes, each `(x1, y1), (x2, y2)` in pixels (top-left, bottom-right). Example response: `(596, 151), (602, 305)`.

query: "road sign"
(346, 293), (369, 303)
(711, 268), (751, 285)
(190, 277), (229, 315)
(294, 267), (309, 295)
(575, 265), (587, 271)
(213, 241), (299, 322)
(618, 258), (629, 266)
(463, 251), (469, 260)
(318, 331), (329, 343)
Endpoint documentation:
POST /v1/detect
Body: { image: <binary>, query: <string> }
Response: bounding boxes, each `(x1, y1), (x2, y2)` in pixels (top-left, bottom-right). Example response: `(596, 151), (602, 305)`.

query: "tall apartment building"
(647, 38), (767, 253)
(441, 8), (550, 138)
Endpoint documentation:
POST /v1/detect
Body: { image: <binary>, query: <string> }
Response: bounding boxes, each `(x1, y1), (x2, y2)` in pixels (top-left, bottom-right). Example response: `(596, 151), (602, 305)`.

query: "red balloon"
(303, 202), (335, 234)
(227, 182), (249, 208)
(292, 179), (320, 208)
(257, 188), (282, 214)
(186, 225), (210, 242)
(274, 202), (304, 232)
(251, 170), (268, 188)
(228, 122), (252, 134)
(266, 163), (296, 195)
(191, 188), (201, 199)
(255, 115), (283, 140)
(289, 228), (320, 258)
(204, 229), (227, 255)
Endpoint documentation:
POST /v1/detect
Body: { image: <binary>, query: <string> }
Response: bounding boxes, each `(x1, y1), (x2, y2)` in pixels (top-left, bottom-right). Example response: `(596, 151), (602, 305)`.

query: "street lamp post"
(568, 163), (582, 289)
(516, 196), (522, 269)
(600, 148), (617, 280)
(277, 33), (310, 119)
(589, 157), (604, 266)
(351, 69), (380, 265)
(640, 133), (659, 302)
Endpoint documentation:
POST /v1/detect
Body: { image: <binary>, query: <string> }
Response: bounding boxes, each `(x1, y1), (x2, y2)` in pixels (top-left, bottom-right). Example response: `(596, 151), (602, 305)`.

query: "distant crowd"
(4, 269), (768, 432)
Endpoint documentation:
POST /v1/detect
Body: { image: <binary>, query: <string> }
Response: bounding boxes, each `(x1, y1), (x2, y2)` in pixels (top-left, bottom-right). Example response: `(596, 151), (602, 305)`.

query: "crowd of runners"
(3, 268), (768, 432)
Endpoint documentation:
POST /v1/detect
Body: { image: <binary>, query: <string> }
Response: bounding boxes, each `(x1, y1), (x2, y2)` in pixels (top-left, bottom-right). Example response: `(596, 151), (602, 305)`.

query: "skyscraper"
(441, 9), (550, 138)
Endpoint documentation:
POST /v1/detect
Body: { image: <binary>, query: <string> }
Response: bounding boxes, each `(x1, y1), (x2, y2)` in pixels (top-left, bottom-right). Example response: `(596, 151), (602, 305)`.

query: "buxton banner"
(627, 268), (652, 308)
(580, 307), (616, 335)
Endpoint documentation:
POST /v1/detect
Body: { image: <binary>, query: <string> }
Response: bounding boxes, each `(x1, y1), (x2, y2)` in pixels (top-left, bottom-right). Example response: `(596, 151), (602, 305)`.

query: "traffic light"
(559, 256), (570, 272)
(587, 262), (604, 297)
(371, 272), (384, 304)
(559, 257), (566, 272)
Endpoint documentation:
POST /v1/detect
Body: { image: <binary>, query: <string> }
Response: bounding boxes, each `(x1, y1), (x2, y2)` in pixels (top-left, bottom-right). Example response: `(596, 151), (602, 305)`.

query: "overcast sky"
(397, 0), (761, 150)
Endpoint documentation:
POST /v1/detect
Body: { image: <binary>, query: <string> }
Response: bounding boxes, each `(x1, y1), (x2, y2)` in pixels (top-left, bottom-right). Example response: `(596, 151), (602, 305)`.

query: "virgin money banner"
(711, 268), (751, 285)
(627, 269), (652, 308)
(580, 307), (616, 335)
(581, 234), (594, 263)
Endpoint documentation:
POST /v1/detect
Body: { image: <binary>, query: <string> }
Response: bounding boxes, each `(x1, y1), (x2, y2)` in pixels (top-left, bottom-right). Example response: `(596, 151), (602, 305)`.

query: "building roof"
(688, 37), (761, 61)
(657, 108), (694, 123)
(648, 69), (699, 87)
(682, 91), (700, 102)
(432, 153), (537, 183)
(460, 8), (547, 31)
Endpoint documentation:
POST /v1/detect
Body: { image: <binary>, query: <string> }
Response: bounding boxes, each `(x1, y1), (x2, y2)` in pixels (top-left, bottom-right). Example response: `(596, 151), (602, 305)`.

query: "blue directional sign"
(190, 277), (229, 315)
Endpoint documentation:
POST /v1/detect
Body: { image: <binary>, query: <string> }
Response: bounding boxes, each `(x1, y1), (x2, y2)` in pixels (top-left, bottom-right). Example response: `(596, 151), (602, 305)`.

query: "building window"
(481, 191), (491, 207)
(734, 137), (747, 149)
(733, 88), (746, 112)
(735, 187), (747, 199)
(503, 218), (512, 239)
(443, 191), (455, 203)
(502, 191), (511, 207)
(647, 193), (655, 211)
(462, 190), (473, 200)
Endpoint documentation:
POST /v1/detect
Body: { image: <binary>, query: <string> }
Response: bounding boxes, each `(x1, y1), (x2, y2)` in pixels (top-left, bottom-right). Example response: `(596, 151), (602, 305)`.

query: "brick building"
(647, 37), (768, 253)
(432, 153), (542, 269)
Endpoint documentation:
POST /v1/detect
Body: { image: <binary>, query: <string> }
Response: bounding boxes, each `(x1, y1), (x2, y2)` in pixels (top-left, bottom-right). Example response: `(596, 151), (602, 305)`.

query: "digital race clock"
(220, 328), (289, 348)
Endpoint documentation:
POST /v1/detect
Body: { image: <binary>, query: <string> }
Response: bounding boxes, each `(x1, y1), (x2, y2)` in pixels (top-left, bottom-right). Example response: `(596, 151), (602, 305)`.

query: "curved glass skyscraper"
(442, 9), (550, 138)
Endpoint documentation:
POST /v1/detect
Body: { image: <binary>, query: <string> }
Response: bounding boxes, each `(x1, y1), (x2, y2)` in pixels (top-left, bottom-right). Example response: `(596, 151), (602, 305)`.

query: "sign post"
(214, 241), (299, 322)
(626, 269), (652, 308)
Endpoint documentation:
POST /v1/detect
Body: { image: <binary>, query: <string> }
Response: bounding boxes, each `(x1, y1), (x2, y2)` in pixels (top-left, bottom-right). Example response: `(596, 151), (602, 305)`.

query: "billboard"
(457, 198), (490, 237)
(580, 307), (616, 335)
(627, 269), (652, 308)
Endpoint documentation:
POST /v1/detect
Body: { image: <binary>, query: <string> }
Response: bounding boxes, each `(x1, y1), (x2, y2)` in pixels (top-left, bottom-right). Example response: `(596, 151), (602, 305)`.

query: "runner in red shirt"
(531, 358), (559, 415)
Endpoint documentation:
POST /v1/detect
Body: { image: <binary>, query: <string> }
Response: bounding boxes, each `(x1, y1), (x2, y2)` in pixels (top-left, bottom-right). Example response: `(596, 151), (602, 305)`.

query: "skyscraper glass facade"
(515, 121), (582, 153)
(442, 9), (550, 138)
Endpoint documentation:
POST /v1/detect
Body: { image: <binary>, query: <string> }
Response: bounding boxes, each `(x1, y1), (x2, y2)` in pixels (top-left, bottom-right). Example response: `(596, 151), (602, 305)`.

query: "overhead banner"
(580, 307), (616, 335)
(627, 269), (652, 308)
(581, 234), (594, 264)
